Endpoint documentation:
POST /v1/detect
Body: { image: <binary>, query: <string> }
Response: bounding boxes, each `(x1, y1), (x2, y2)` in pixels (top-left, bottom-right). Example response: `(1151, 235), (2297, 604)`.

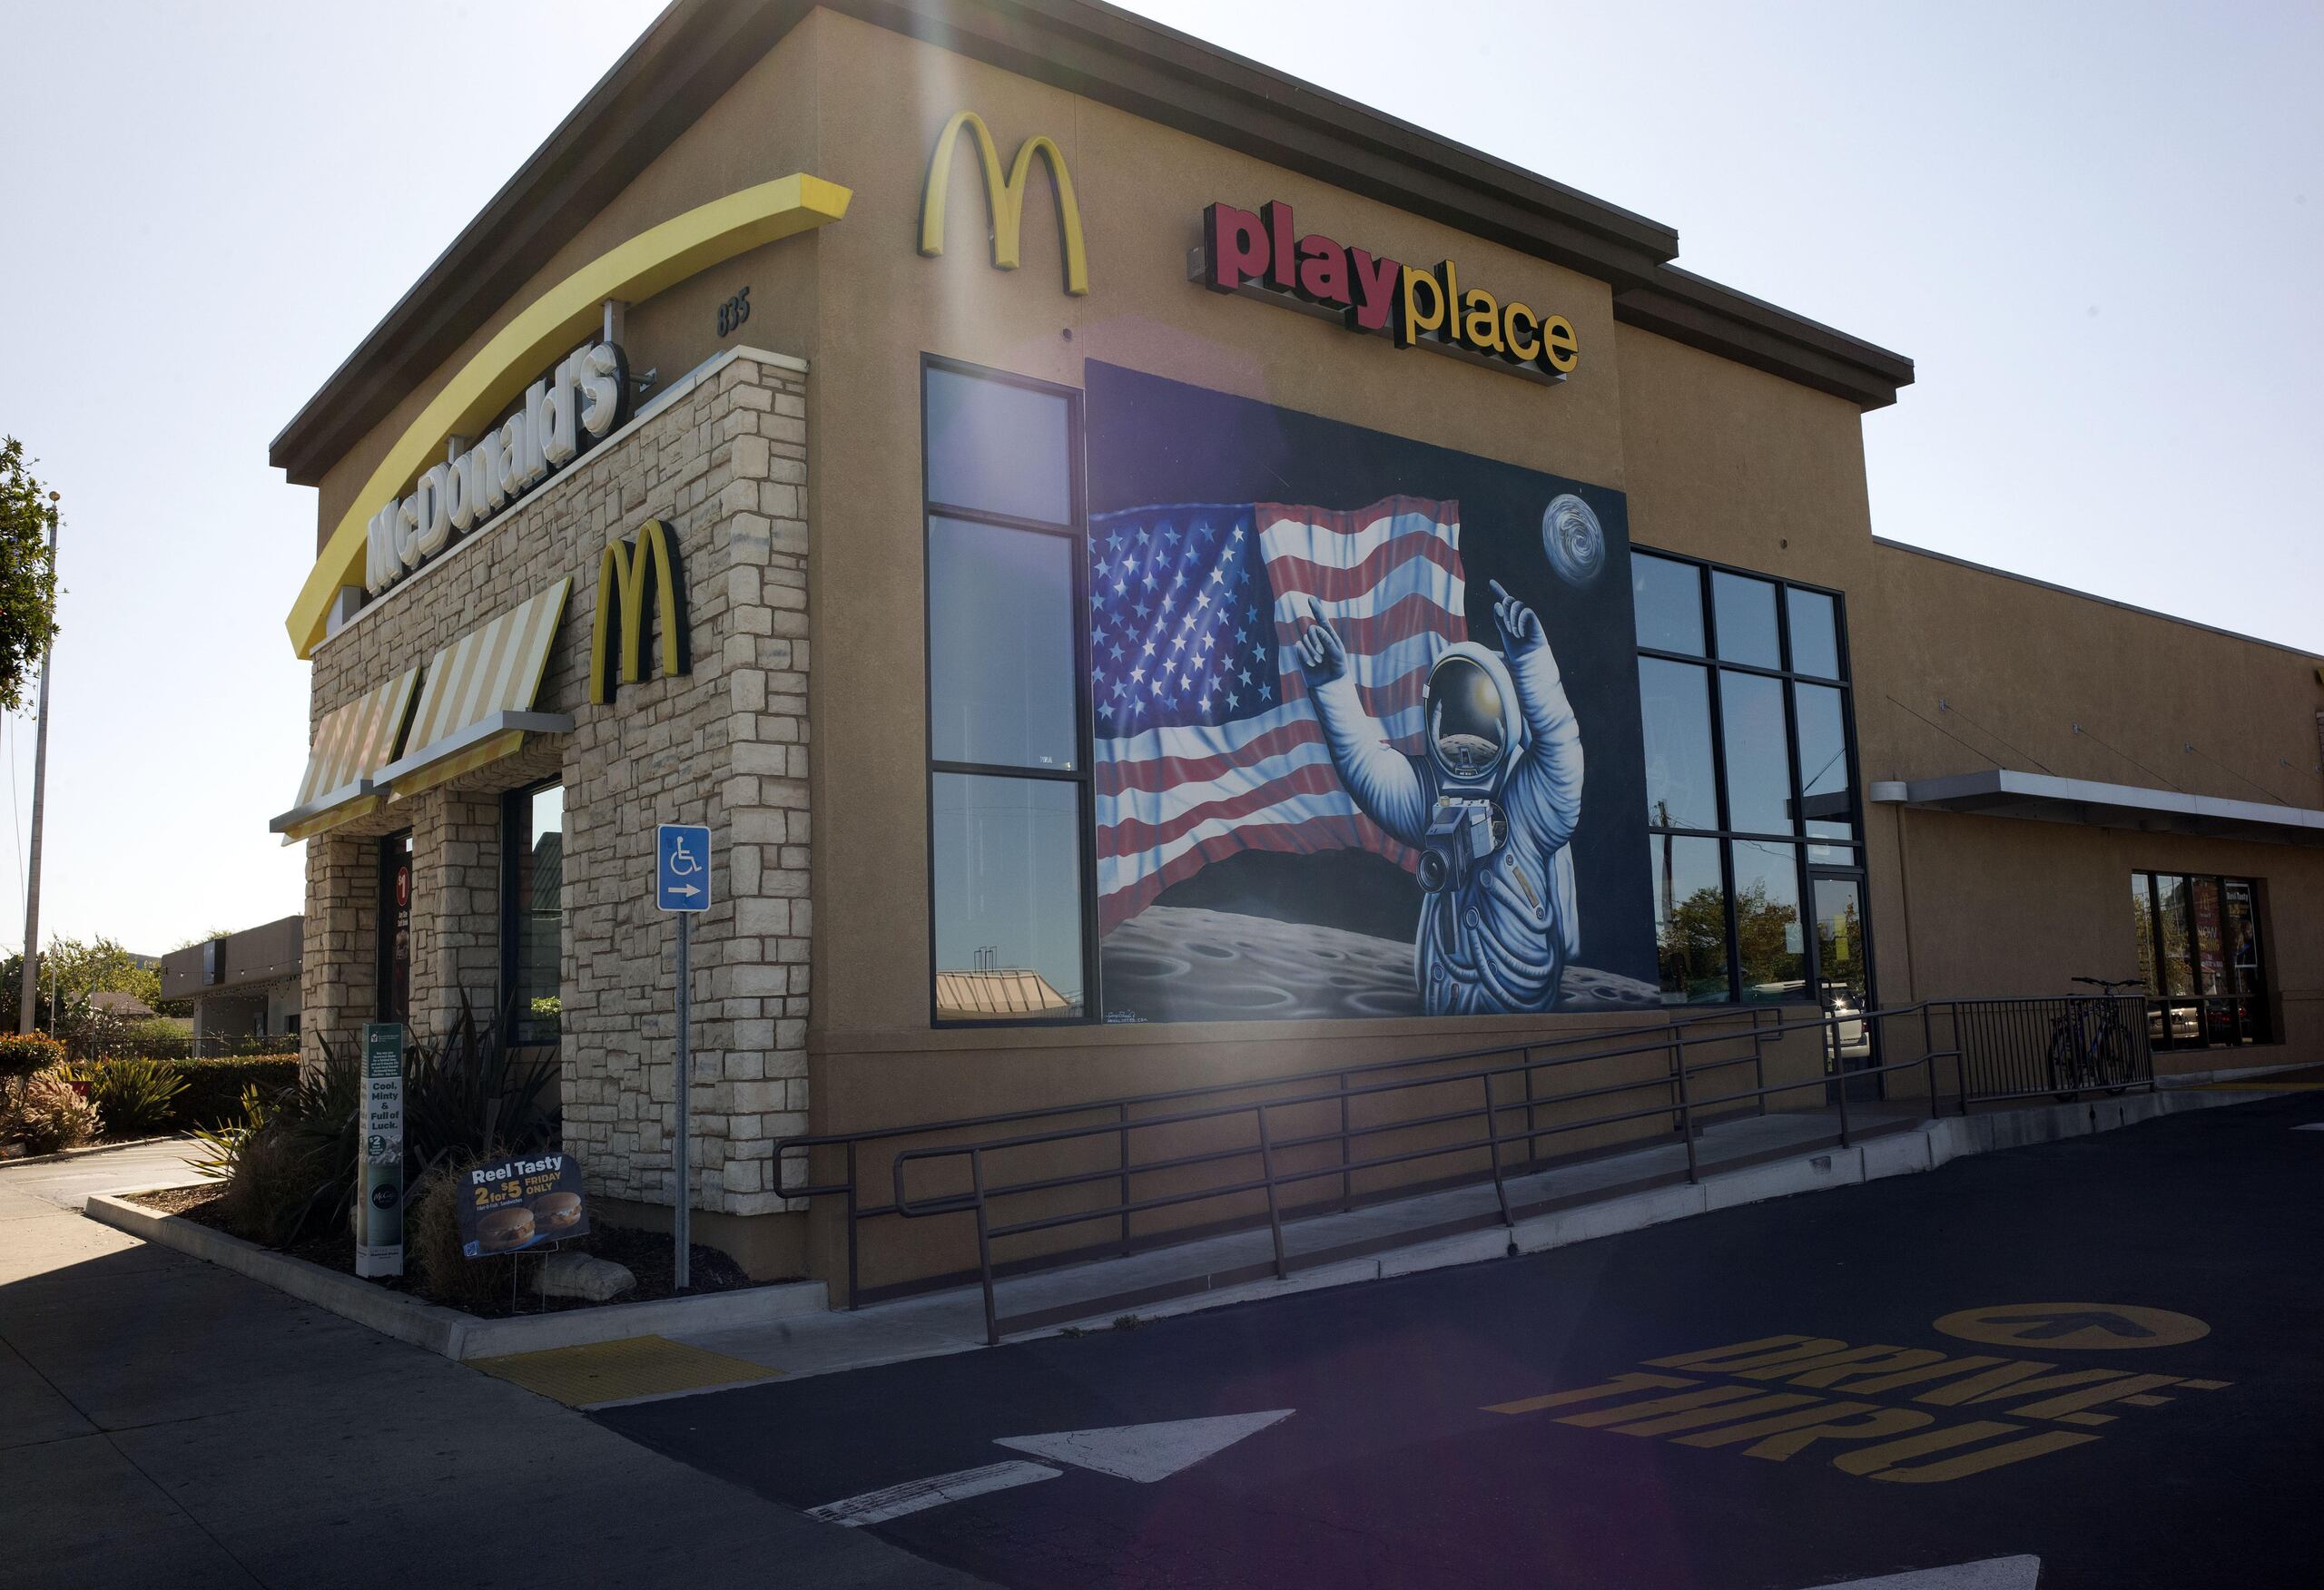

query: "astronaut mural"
(1088, 363), (1658, 1023)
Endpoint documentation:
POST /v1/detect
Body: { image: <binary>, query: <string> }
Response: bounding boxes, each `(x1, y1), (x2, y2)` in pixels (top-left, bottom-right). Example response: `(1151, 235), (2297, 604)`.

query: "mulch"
(123, 1185), (777, 1319)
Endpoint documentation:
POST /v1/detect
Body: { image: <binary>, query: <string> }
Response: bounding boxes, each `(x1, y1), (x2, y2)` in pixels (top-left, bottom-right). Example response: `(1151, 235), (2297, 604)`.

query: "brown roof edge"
(272, 0), (1913, 485)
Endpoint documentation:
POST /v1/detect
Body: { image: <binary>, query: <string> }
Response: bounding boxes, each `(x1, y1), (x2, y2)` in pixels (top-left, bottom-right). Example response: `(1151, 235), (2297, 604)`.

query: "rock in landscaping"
(536, 1251), (636, 1302)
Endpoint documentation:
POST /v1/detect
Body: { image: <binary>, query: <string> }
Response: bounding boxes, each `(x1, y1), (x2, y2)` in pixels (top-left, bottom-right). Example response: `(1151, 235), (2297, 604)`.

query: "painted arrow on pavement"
(808, 1408), (1295, 1526)
(1803, 1556), (2040, 1589)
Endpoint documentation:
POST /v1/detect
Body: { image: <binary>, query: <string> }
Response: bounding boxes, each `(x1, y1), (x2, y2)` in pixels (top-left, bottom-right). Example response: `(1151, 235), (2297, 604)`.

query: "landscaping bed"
(124, 1184), (767, 1319)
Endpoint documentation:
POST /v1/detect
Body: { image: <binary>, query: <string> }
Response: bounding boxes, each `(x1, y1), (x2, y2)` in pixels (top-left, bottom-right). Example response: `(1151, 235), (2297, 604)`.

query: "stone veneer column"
(300, 832), (378, 1067)
(406, 788), (503, 1036)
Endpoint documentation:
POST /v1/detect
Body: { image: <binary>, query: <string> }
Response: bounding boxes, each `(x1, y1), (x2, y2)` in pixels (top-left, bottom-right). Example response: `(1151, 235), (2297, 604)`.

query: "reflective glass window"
(504, 784), (564, 1045)
(2190, 877), (2228, 996)
(931, 774), (1086, 1022)
(1719, 671), (1791, 835)
(1632, 553), (1705, 655)
(924, 365), (1074, 525)
(1649, 835), (1727, 1005)
(2154, 874), (2194, 997)
(1733, 840), (1806, 1002)
(1786, 587), (1841, 679)
(1711, 571), (1781, 668)
(1793, 682), (1852, 834)
(2131, 873), (2159, 992)
(1640, 658), (1717, 830)
(928, 516), (1078, 770)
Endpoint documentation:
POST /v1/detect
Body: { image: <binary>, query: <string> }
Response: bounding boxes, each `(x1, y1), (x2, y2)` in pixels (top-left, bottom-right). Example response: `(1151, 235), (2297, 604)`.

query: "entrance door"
(1810, 873), (1871, 1077)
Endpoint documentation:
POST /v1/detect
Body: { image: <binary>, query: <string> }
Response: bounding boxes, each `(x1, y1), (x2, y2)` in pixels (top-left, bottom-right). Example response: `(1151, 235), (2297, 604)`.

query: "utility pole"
(17, 490), (58, 1035)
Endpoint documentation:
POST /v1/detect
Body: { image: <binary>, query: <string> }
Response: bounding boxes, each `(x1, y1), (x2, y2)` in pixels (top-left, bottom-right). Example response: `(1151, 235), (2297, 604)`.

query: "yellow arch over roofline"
(285, 172), (851, 658)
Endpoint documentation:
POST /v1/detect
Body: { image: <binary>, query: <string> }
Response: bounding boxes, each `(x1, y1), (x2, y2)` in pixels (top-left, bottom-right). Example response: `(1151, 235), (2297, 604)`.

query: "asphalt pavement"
(0, 1141), (979, 1590)
(598, 1090), (2324, 1589)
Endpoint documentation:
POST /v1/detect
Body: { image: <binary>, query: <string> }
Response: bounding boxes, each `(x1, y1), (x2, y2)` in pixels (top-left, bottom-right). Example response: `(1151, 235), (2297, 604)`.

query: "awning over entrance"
(1869, 768), (2324, 847)
(270, 667), (420, 842)
(373, 578), (575, 800)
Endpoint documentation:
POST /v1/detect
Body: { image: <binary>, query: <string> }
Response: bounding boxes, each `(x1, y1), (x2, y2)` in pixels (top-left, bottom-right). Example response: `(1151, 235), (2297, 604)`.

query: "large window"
(502, 782), (565, 1045)
(922, 358), (1093, 1024)
(377, 830), (411, 1026)
(2132, 871), (2270, 1048)
(1634, 551), (1864, 1007)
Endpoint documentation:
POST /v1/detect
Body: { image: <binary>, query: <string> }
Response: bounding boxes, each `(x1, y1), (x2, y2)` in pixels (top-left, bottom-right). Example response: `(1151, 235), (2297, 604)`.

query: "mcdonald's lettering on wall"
(1198, 200), (1578, 385)
(920, 110), (1088, 295)
(590, 519), (690, 705)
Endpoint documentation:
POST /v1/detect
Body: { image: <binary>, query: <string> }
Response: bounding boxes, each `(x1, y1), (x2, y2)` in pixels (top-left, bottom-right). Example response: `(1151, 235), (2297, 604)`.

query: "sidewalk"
(0, 1143), (980, 1590)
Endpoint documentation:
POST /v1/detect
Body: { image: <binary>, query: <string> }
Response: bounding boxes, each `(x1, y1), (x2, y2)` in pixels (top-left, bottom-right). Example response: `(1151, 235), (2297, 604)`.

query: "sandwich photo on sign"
(458, 1152), (590, 1258)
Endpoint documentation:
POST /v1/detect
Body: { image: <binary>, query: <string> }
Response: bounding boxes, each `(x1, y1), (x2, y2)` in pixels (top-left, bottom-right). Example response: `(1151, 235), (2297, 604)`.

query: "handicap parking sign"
(656, 823), (713, 912)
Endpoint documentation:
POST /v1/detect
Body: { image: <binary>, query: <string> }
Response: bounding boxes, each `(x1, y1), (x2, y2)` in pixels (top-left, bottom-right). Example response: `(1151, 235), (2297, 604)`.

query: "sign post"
(655, 823), (713, 1290)
(357, 1022), (406, 1278)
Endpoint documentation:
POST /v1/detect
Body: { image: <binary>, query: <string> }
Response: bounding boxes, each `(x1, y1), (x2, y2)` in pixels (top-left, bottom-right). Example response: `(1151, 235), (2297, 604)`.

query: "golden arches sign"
(919, 111), (1088, 297)
(591, 519), (688, 705)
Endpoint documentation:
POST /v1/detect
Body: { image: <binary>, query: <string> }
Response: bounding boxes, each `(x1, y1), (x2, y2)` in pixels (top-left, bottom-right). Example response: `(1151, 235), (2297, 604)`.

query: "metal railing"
(775, 1004), (1977, 1340)
(1925, 994), (2156, 1104)
(774, 1006), (1780, 1313)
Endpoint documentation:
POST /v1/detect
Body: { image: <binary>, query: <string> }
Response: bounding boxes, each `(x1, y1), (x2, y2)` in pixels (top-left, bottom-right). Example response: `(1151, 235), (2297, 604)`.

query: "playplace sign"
(1196, 201), (1578, 386)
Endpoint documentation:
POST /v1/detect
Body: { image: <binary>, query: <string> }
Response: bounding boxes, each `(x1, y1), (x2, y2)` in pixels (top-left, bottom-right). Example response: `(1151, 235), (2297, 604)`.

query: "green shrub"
(1, 1065), (102, 1153)
(80, 1055), (188, 1139)
(173, 1056), (300, 1129)
(408, 1155), (538, 1311)
(215, 996), (558, 1251)
(189, 1082), (281, 1184)
(0, 1034), (65, 1084)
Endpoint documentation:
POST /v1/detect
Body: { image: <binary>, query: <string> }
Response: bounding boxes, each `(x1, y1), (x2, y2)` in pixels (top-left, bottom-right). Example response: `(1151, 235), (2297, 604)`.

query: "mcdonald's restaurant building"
(270, 0), (2324, 1294)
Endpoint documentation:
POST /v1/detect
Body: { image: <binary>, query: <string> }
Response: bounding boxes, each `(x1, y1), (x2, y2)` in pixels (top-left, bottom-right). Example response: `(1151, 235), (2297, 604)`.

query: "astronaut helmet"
(1423, 641), (1524, 793)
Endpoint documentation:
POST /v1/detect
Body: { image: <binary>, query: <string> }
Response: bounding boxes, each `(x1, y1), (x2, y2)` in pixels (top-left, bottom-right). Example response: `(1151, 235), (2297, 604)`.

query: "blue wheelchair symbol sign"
(656, 824), (713, 912)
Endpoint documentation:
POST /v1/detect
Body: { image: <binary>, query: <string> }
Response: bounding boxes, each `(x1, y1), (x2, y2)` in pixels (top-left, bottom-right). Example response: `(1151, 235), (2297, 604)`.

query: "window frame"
(376, 829), (412, 1026)
(1633, 546), (1867, 1009)
(2132, 869), (2272, 1048)
(920, 353), (1098, 1028)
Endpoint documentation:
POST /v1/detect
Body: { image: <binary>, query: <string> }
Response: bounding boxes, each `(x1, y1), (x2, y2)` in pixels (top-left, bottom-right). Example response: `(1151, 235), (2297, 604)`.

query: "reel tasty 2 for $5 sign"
(458, 1152), (590, 1257)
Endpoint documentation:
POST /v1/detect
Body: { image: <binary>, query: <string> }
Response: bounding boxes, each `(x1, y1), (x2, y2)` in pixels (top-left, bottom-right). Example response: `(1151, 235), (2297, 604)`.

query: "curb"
(82, 1192), (828, 1360)
(0, 1134), (189, 1169)
(1019, 1085), (2266, 1340)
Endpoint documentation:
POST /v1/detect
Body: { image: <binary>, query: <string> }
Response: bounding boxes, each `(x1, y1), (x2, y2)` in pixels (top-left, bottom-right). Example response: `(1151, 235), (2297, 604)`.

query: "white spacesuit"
(1295, 581), (1584, 1014)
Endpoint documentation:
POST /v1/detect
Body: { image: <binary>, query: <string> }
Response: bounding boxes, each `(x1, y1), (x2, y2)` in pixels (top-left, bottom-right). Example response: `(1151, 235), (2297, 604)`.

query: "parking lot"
(601, 1089), (2324, 1588)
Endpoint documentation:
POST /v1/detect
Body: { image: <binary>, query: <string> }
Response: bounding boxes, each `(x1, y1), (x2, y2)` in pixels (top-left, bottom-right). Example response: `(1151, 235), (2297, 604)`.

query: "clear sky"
(0, 0), (2315, 958)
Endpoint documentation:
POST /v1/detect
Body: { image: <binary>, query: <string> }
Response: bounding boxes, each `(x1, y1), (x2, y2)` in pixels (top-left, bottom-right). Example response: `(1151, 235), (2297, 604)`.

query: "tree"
(0, 438), (62, 713)
(1, 936), (162, 1036)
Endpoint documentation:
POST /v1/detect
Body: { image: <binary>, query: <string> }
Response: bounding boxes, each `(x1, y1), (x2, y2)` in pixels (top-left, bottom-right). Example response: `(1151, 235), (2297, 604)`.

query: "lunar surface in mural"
(1101, 906), (1658, 1024)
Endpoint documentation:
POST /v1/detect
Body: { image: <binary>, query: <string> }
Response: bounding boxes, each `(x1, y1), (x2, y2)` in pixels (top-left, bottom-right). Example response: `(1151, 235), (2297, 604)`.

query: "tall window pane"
(929, 516), (1078, 770)
(1640, 658), (1717, 830)
(925, 366), (1072, 525)
(931, 773), (1086, 1021)
(1711, 571), (1781, 668)
(1719, 671), (1791, 834)
(2222, 880), (2260, 996)
(1793, 682), (1851, 832)
(1632, 553), (1705, 654)
(2154, 875), (2194, 996)
(506, 784), (564, 1045)
(1786, 587), (1841, 679)
(2131, 873), (2159, 992)
(1733, 839), (1805, 1001)
(1650, 835), (1728, 1004)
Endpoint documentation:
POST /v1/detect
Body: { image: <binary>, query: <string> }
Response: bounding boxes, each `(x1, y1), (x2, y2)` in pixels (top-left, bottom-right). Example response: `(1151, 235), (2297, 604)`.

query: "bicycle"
(2048, 977), (2143, 1098)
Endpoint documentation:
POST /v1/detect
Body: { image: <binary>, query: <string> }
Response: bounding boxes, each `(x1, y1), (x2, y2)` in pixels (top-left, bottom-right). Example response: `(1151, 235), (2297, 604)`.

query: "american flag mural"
(1092, 495), (1468, 933)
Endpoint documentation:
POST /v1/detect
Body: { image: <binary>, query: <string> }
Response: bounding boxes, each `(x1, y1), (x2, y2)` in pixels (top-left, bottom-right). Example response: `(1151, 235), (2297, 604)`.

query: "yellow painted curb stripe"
(468, 1333), (782, 1408)
(286, 172), (851, 659)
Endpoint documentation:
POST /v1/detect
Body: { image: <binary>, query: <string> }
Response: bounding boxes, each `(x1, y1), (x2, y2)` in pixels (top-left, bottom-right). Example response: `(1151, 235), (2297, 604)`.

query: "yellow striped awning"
(270, 667), (420, 842)
(375, 578), (575, 799)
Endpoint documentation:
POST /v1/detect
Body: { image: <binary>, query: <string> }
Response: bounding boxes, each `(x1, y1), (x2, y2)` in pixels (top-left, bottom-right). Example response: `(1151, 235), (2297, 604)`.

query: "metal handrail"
(773, 1005), (1779, 1302)
(866, 1001), (1951, 1342)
